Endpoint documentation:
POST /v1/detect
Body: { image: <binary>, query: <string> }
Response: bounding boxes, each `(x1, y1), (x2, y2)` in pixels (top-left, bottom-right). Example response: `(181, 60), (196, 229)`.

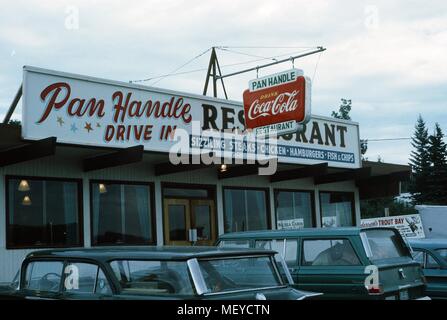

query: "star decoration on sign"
(57, 117), (65, 126)
(70, 123), (78, 133)
(96, 122), (101, 128)
(84, 122), (93, 133)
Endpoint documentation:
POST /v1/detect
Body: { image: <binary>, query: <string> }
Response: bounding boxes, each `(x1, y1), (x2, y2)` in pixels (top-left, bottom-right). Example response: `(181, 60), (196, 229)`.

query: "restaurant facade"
(0, 66), (410, 282)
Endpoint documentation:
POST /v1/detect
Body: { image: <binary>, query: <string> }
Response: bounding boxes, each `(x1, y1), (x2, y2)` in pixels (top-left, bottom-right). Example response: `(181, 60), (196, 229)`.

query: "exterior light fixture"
(18, 180), (30, 192)
(99, 183), (107, 194)
(22, 195), (32, 206)
(220, 164), (227, 172)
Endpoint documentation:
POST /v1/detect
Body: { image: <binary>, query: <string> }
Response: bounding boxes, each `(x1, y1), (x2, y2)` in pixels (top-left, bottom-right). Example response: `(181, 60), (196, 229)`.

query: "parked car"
(409, 238), (447, 299)
(0, 246), (319, 300)
(217, 227), (429, 300)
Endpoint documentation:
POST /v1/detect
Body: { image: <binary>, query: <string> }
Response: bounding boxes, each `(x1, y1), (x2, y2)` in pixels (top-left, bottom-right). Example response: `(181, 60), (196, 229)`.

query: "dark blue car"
(409, 239), (447, 299)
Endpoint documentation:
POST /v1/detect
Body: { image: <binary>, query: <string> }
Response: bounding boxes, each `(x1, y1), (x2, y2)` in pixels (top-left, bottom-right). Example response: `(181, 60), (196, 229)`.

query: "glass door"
(191, 200), (216, 246)
(163, 198), (216, 246)
(163, 199), (191, 245)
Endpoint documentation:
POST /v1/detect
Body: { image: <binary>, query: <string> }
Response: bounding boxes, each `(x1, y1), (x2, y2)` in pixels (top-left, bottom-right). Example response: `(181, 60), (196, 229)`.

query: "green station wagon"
(218, 227), (429, 300)
(0, 246), (318, 300)
(409, 239), (447, 299)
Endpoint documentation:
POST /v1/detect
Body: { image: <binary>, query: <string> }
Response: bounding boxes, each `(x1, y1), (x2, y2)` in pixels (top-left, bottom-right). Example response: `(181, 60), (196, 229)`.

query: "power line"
(219, 46), (320, 49)
(216, 47), (278, 62)
(130, 48), (211, 84)
(130, 49), (317, 83)
(366, 137), (412, 142)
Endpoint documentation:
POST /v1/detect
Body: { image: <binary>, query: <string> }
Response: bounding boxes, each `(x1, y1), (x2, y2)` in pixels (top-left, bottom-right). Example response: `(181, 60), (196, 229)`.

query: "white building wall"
(0, 150), (359, 282)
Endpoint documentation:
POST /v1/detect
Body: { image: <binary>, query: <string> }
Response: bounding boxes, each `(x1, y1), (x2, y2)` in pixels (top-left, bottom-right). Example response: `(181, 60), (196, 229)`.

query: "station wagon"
(217, 227), (428, 300)
(0, 246), (317, 300)
(409, 238), (447, 299)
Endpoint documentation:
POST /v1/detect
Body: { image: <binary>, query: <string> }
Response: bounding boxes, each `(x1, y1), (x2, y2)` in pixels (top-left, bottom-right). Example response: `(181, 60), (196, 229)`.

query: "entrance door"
(164, 199), (216, 246)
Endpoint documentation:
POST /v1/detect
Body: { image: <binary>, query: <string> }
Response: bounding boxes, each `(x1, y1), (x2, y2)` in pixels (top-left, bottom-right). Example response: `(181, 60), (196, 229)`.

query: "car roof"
(218, 227), (395, 239)
(408, 238), (447, 250)
(24, 246), (276, 262)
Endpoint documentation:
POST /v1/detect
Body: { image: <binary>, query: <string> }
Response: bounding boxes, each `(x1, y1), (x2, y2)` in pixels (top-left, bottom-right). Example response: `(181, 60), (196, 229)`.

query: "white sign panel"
(248, 69), (303, 92)
(361, 214), (425, 239)
(22, 66), (361, 168)
(277, 218), (304, 230)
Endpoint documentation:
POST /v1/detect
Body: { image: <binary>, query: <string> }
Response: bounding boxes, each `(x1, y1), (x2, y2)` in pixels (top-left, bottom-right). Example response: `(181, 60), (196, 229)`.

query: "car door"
(414, 249), (447, 299)
(296, 237), (366, 299)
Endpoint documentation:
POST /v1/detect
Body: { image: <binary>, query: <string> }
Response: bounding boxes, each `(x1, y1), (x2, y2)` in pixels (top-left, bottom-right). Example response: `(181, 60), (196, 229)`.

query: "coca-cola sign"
(243, 69), (311, 136)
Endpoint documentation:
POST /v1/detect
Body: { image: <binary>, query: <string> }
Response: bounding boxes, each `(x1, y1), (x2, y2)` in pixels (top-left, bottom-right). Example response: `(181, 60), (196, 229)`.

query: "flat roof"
(218, 227), (401, 239)
(25, 246), (276, 261)
(219, 227), (364, 239)
(408, 238), (447, 249)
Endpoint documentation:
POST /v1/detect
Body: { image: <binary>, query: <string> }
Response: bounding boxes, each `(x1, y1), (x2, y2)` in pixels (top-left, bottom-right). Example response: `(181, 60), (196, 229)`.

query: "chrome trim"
(203, 285), (288, 296)
(415, 296), (431, 300)
(186, 258), (209, 295)
(277, 255), (294, 285)
(297, 292), (323, 300)
(360, 232), (373, 259)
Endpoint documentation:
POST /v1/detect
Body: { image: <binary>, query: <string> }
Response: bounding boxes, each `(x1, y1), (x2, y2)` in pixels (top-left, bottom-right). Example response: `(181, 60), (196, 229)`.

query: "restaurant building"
(0, 66), (410, 282)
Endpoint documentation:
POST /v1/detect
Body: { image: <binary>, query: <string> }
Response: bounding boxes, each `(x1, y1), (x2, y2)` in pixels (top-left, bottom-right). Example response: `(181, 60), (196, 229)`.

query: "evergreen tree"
(408, 115), (431, 204)
(427, 123), (447, 204)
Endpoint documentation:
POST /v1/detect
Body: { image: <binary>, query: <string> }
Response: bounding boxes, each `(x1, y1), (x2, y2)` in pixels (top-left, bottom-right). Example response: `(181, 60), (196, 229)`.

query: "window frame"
(300, 237), (362, 267)
(5, 175), (84, 250)
(414, 249), (442, 270)
(318, 191), (356, 227)
(222, 186), (271, 233)
(22, 259), (65, 293)
(161, 182), (216, 200)
(89, 179), (156, 247)
(273, 188), (316, 228)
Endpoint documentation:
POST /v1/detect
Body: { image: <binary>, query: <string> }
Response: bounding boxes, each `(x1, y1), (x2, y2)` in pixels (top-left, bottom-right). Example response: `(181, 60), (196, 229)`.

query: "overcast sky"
(0, 0), (446, 164)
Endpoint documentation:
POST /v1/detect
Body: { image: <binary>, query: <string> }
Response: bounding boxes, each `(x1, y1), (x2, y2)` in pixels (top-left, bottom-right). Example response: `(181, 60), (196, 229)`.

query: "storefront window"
(275, 190), (314, 229)
(223, 188), (269, 233)
(91, 181), (154, 245)
(319, 192), (355, 227)
(7, 177), (82, 249)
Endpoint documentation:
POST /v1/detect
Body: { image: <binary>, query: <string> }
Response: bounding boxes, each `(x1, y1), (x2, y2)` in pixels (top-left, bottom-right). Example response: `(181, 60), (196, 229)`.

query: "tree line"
(409, 115), (447, 205)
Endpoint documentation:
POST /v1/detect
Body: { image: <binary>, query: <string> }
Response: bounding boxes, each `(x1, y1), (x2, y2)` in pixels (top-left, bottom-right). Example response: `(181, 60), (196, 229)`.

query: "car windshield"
(361, 229), (410, 261)
(109, 260), (194, 296)
(197, 256), (282, 294)
(435, 249), (447, 262)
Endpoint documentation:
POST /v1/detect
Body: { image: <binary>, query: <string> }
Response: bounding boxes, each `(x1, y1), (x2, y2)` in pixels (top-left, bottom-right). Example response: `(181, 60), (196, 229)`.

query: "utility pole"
(203, 47), (228, 99)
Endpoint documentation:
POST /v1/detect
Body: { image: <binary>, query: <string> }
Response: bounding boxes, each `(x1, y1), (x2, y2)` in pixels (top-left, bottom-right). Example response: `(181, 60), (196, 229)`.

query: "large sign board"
(22, 66), (361, 168)
(361, 214), (425, 239)
(243, 69), (311, 136)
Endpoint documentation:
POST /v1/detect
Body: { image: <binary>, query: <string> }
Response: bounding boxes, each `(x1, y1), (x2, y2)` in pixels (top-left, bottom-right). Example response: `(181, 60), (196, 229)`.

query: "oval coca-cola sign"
(243, 69), (311, 136)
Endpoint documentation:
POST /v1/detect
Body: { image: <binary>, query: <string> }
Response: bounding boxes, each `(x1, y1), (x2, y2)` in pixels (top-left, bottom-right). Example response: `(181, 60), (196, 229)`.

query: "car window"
(110, 260), (194, 295)
(96, 269), (112, 295)
(284, 240), (298, 267)
(63, 263), (97, 294)
(255, 239), (284, 255)
(302, 239), (361, 266)
(361, 229), (409, 260)
(412, 250), (425, 267)
(435, 249), (447, 262)
(426, 253), (441, 269)
(198, 256), (282, 293)
(217, 240), (250, 248)
(63, 262), (111, 295)
(25, 261), (64, 292)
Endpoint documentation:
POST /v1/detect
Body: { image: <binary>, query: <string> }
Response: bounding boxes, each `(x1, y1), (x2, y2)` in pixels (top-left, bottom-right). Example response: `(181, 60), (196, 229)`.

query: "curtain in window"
(135, 186), (150, 240)
(92, 184), (101, 243)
